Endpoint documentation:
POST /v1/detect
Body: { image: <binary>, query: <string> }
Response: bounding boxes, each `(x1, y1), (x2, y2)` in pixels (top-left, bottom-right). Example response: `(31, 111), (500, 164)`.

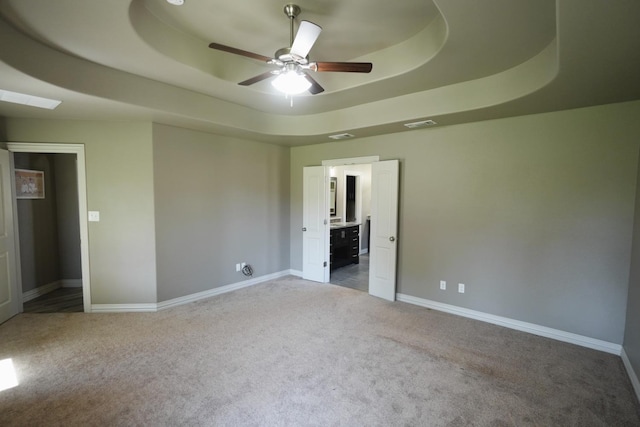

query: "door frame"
(7, 143), (92, 313)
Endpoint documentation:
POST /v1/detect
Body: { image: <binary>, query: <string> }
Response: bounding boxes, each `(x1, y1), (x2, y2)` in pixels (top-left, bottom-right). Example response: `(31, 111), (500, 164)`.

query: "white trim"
(22, 281), (61, 303)
(61, 279), (82, 288)
(91, 303), (157, 313)
(621, 348), (640, 403)
(396, 293), (622, 355)
(289, 269), (303, 277)
(7, 143), (92, 313)
(157, 270), (291, 310)
(322, 156), (379, 166)
(90, 270), (293, 313)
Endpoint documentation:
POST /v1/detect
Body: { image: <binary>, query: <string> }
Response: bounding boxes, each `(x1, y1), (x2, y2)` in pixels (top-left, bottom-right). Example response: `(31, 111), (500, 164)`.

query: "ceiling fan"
(208, 4), (373, 96)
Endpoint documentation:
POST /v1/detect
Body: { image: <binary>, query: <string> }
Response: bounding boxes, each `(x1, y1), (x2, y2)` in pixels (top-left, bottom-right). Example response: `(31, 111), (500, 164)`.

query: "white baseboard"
(22, 279), (83, 303)
(91, 270), (293, 313)
(157, 270), (291, 311)
(621, 348), (640, 403)
(22, 281), (62, 303)
(61, 279), (83, 288)
(91, 303), (157, 313)
(289, 269), (303, 277)
(396, 293), (622, 355)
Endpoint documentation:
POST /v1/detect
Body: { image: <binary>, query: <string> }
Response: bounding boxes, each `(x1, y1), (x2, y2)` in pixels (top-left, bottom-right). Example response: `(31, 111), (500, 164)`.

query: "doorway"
(7, 143), (92, 313)
(329, 165), (371, 293)
(302, 156), (399, 301)
(15, 152), (82, 312)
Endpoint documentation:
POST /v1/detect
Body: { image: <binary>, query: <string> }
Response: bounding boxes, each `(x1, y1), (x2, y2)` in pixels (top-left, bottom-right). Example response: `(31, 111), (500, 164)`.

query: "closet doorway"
(7, 143), (91, 313)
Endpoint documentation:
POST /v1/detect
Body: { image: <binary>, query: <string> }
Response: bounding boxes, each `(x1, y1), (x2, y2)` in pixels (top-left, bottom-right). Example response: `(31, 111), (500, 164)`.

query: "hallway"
(23, 288), (83, 313)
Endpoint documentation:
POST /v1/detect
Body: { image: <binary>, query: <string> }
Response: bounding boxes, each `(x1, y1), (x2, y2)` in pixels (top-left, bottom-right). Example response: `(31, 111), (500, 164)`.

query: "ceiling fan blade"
(238, 71), (275, 86)
(304, 73), (325, 95)
(290, 21), (322, 59)
(313, 62), (373, 73)
(209, 42), (272, 63)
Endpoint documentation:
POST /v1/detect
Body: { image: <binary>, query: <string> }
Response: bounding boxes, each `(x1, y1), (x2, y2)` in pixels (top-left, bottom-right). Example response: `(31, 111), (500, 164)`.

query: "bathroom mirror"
(330, 177), (337, 215)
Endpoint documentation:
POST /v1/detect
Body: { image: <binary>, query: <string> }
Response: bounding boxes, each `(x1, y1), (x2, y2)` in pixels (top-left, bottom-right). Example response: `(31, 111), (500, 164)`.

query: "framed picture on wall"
(15, 169), (45, 199)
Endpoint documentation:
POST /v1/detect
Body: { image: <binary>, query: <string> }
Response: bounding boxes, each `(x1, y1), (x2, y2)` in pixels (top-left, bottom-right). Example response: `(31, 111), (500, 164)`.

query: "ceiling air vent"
(328, 133), (355, 140)
(404, 119), (437, 129)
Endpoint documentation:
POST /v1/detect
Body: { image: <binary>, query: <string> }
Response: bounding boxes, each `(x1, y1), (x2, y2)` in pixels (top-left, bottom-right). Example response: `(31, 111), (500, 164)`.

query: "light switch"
(88, 211), (100, 222)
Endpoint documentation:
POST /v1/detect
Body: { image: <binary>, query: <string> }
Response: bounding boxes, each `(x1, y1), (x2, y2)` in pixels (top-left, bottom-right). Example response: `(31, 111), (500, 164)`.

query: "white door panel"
(303, 166), (329, 282)
(369, 160), (399, 301)
(0, 149), (19, 324)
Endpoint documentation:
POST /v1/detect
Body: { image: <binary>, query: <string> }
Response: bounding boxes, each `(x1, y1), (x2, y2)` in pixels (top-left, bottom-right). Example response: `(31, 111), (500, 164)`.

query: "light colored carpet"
(1, 276), (639, 426)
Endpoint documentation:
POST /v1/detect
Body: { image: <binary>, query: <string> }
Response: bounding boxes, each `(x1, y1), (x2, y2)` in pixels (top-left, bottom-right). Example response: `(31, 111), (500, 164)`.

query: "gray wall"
(291, 100), (640, 344)
(152, 123), (290, 301)
(624, 148), (640, 386)
(15, 153), (61, 292)
(54, 154), (82, 281)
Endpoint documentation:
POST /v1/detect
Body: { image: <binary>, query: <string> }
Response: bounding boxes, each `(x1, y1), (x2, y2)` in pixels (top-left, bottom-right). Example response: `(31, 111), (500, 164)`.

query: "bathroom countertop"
(330, 222), (360, 229)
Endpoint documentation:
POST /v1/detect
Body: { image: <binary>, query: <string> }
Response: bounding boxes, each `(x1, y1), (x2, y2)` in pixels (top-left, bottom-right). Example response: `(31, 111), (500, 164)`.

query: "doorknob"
(389, 236), (395, 242)
(302, 227), (307, 232)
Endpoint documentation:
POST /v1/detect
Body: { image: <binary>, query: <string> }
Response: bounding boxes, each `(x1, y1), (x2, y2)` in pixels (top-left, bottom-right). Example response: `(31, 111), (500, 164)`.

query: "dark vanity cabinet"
(330, 225), (359, 271)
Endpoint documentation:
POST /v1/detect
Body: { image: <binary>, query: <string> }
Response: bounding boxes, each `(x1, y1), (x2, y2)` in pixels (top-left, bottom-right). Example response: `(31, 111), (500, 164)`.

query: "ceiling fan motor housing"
(275, 47), (308, 64)
(283, 4), (301, 19)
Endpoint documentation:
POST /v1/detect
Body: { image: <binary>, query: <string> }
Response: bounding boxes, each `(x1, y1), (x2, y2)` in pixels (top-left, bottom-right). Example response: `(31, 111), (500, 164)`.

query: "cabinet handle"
(389, 236), (395, 242)
(302, 227), (307, 231)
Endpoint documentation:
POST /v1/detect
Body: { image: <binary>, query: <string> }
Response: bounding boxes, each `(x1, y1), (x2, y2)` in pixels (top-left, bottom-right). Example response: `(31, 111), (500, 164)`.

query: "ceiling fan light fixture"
(166, 0), (184, 5)
(208, 4), (372, 96)
(271, 71), (311, 95)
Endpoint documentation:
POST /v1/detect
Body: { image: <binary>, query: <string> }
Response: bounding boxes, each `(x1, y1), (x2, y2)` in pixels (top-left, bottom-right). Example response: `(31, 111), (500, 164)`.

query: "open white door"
(369, 160), (399, 301)
(0, 149), (20, 324)
(302, 166), (329, 282)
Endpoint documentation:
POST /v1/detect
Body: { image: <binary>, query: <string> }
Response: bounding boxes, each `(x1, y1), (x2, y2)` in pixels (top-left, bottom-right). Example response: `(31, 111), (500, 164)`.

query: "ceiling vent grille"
(404, 119), (437, 129)
(328, 133), (355, 140)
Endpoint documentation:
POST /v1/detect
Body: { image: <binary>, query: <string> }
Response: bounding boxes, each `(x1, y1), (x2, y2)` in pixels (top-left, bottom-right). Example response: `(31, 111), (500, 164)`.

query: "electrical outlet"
(440, 280), (446, 290)
(236, 263), (241, 272)
(458, 283), (465, 293)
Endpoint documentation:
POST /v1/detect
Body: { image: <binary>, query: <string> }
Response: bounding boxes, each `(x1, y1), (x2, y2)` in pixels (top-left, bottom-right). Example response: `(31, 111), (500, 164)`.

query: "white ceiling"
(0, 0), (639, 146)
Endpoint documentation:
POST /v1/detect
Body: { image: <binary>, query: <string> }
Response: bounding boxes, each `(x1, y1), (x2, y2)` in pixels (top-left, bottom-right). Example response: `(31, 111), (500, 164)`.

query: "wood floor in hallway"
(23, 287), (83, 313)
